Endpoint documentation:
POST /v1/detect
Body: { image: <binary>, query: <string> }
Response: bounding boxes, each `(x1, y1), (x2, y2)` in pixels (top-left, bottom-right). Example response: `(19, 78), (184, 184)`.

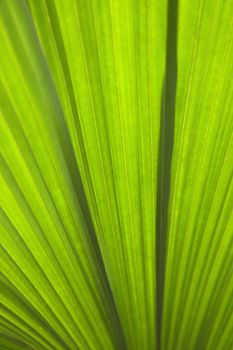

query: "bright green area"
(0, 0), (232, 349)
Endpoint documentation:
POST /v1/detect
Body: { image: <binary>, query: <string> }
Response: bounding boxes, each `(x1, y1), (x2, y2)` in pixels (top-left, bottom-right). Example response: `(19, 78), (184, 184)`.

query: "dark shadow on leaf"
(156, 0), (178, 347)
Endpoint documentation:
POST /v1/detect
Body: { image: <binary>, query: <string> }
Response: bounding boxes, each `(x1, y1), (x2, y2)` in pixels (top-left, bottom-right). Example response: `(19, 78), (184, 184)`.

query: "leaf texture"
(0, 0), (232, 349)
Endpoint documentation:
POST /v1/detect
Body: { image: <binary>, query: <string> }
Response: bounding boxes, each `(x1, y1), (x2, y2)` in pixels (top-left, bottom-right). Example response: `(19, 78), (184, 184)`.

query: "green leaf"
(162, 0), (233, 349)
(0, 0), (232, 349)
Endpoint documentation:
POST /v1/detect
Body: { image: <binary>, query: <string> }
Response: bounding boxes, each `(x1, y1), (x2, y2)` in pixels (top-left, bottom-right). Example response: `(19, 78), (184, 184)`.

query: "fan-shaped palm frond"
(0, 0), (232, 349)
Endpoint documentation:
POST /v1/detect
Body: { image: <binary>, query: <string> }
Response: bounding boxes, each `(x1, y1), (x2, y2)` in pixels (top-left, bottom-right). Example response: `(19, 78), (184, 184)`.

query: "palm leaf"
(0, 0), (232, 349)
